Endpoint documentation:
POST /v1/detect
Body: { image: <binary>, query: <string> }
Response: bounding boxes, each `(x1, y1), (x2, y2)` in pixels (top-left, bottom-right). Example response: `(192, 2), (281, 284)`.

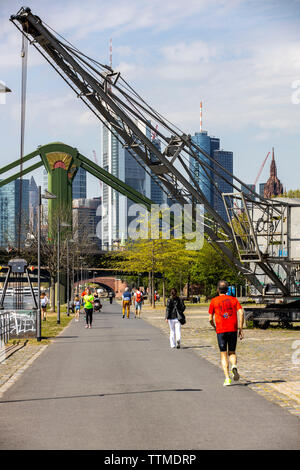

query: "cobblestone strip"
(0, 344), (47, 398)
(141, 305), (300, 418)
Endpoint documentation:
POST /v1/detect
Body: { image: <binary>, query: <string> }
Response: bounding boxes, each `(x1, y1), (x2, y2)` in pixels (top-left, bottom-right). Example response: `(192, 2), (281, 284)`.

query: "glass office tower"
(72, 167), (87, 200)
(213, 150), (233, 221)
(101, 121), (151, 247)
(0, 179), (29, 248)
(190, 131), (219, 207)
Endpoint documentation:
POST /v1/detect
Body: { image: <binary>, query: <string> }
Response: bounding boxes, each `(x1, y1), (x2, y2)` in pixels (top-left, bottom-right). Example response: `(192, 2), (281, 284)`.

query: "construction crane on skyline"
(254, 151), (271, 187)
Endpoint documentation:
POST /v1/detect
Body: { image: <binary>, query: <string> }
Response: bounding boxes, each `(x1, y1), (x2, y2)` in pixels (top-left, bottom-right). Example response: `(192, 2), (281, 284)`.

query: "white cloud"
(161, 41), (219, 64)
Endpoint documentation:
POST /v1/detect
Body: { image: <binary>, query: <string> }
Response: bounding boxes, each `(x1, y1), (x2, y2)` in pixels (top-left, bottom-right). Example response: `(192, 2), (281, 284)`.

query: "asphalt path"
(0, 302), (299, 450)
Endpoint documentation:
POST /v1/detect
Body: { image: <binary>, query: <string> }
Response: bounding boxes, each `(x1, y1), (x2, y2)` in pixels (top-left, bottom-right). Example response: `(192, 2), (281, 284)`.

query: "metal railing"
(0, 312), (11, 347)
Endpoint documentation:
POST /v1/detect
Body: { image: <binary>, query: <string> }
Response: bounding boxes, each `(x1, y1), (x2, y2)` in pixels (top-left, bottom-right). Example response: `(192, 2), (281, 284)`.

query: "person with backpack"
(165, 288), (186, 349)
(122, 287), (132, 319)
(134, 288), (143, 318)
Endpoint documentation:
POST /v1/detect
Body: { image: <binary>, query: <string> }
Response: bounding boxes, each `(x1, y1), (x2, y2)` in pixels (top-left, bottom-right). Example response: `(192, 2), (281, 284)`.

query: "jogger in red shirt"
(209, 280), (244, 386)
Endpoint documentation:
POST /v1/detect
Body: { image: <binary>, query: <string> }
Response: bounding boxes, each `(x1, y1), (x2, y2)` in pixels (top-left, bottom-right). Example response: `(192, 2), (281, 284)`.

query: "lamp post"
(36, 188), (57, 341)
(79, 256), (84, 291)
(66, 238), (74, 316)
(57, 220), (71, 324)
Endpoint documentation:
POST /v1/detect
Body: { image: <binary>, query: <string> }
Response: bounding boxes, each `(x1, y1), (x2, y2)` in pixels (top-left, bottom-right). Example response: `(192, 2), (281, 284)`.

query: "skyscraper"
(72, 167), (87, 199)
(0, 178), (29, 248)
(190, 131), (216, 206)
(29, 176), (39, 232)
(189, 127), (234, 221)
(149, 138), (165, 205)
(72, 197), (101, 249)
(241, 183), (256, 199)
(259, 183), (266, 197)
(213, 150), (233, 220)
(101, 120), (151, 246)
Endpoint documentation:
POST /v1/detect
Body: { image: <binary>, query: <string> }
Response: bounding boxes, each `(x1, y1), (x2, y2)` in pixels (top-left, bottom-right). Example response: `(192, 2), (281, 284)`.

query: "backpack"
(135, 291), (142, 303)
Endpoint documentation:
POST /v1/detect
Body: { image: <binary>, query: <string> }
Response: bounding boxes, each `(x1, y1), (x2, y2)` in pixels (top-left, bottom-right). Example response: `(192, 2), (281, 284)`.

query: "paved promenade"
(0, 302), (299, 450)
(142, 304), (300, 418)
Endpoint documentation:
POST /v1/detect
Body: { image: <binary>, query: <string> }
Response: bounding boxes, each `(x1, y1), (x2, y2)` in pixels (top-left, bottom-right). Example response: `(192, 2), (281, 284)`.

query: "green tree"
(190, 239), (244, 298)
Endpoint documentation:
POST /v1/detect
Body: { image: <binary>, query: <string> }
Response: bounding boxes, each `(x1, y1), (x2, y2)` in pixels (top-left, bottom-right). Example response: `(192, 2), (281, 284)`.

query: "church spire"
(263, 147), (283, 198)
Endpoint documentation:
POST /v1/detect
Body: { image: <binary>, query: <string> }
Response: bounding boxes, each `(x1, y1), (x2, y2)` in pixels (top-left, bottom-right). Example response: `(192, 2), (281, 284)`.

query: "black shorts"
(217, 331), (237, 352)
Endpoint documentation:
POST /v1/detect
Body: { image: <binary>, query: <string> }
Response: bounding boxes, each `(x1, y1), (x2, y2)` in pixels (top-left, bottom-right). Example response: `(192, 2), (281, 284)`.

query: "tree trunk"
(152, 269), (155, 309)
(50, 276), (55, 312)
(187, 274), (190, 300)
(163, 275), (166, 307)
(148, 271), (152, 305)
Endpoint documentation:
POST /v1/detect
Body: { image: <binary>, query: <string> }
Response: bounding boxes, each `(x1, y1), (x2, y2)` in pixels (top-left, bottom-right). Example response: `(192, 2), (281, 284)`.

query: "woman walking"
(83, 287), (94, 329)
(74, 295), (80, 322)
(165, 288), (185, 349)
(40, 292), (48, 321)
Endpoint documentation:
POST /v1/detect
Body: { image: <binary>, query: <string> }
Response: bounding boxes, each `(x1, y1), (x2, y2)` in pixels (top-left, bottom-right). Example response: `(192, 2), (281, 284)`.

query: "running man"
(209, 280), (244, 386)
(122, 287), (132, 319)
(134, 288), (143, 318)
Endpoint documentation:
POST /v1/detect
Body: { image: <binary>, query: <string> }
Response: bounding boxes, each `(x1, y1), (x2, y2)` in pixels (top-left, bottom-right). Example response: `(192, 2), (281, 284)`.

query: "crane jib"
(9, 7), (300, 301)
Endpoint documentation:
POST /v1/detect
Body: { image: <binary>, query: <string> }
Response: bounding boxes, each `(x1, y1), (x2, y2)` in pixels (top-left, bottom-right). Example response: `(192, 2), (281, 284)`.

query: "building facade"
(72, 167), (87, 200)
(101, 121), (151, 247)
(0, 178), (29, 248)
(189, 130), (233, 221)
(241, 183), (256, 199)
(72, 197), (102, 249)
(29, 176), (39, 233)
(213, 150), (233, 221)
(190, 131), (216, 206)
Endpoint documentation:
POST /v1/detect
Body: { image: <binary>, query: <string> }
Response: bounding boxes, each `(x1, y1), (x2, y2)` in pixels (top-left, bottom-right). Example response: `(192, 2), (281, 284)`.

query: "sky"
(1, 0), (300, 197)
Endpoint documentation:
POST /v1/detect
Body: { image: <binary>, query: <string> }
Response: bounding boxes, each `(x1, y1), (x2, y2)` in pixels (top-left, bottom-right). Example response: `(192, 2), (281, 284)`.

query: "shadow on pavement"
(0, 388), (203, 404)
(234, 379), (286, 387)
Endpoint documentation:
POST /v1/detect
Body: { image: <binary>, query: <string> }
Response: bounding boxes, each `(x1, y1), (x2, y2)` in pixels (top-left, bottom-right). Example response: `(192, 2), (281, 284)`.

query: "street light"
(57, 220), (71, 324)
(36, 187), (57, 342)
(79, 256), (84, 290)
(66, 238), (74, 316)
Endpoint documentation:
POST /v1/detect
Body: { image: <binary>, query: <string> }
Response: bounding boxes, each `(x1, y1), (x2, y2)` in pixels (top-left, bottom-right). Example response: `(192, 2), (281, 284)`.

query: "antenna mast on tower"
(200, 101), (203, 132)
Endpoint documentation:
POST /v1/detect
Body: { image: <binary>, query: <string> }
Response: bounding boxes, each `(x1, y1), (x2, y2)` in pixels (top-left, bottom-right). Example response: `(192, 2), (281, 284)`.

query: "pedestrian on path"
(40, 292), (48, 321)
(134, 287), (143, 318)
(122, 287), (132, 319)
(83, 287), (94, 329)
(165, 288), (185, 349)
(74, 295), (80, 322)
(108, 290), (113, 304)
(209, 280), (244, 386)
